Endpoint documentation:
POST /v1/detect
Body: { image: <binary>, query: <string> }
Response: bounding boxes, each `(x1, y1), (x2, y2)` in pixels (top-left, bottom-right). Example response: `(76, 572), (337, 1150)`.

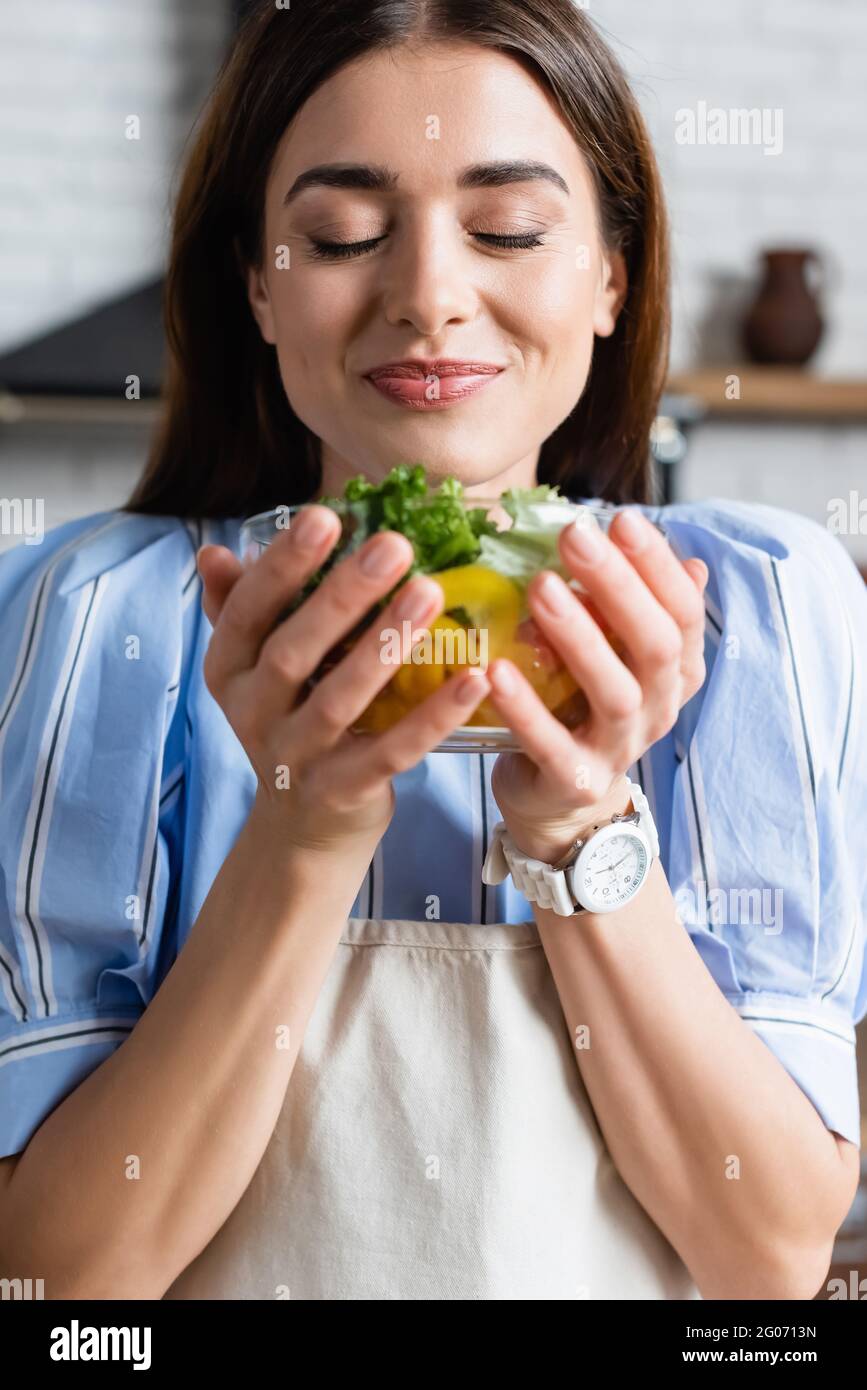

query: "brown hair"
(127, 0), (670, 519)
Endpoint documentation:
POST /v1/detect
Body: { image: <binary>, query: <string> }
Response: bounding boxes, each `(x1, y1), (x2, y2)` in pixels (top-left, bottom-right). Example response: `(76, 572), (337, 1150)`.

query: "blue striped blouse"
(0, 497), (865, 1154)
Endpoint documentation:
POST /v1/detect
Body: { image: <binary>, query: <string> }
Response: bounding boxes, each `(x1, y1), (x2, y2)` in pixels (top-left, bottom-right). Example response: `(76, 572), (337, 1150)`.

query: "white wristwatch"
(481, 779), (659, 917)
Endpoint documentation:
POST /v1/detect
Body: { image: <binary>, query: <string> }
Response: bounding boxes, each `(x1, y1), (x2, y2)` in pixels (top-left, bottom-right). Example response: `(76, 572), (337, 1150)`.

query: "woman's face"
(246, 41), (626, 497)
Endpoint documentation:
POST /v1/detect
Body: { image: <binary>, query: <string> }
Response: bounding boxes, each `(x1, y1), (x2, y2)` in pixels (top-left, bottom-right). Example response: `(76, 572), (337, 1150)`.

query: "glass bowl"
(240, 494), (624, 754)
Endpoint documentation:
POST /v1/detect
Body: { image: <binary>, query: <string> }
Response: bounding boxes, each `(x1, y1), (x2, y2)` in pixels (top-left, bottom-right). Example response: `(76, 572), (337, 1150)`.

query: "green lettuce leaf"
(477, 484), (586, 591)
(300, 466), (591, 608)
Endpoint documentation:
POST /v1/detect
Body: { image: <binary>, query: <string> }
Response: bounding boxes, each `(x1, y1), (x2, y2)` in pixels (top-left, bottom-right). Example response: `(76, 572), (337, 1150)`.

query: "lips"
(366, 360), (505, 380)
(364, 360), (506, 409)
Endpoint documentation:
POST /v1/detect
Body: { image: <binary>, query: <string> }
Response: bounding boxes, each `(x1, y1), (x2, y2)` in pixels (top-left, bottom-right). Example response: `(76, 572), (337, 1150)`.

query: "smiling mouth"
(364, 364), (506, 409)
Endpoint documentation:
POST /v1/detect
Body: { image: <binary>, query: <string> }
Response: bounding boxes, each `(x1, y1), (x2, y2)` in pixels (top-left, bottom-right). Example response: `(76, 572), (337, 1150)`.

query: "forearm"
(1, 792), (376, 1299)
(533, 853), (852, 1300)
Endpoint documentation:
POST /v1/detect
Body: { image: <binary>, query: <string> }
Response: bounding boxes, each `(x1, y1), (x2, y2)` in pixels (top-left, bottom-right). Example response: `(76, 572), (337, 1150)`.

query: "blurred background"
(0, 0), (864, 1291)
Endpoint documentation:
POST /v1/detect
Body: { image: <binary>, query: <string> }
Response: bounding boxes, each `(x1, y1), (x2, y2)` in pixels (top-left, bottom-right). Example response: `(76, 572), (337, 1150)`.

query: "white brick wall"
(594, 0), (867, 564)
(0, 0), (229, 351)
(594, 0), (867, 376)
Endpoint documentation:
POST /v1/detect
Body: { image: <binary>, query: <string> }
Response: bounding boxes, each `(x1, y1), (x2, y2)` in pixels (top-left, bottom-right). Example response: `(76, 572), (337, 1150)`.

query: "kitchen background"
(0, 0), (865, 1293)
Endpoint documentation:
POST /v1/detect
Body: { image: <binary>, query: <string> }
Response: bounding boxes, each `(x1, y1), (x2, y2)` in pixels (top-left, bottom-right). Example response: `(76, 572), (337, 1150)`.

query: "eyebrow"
(282, 159), (570, 206)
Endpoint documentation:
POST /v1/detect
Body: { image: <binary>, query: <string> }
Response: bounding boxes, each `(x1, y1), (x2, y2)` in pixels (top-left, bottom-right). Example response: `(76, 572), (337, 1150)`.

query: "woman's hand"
(197, 506), (490, 854)
(486, 508), (709, 861)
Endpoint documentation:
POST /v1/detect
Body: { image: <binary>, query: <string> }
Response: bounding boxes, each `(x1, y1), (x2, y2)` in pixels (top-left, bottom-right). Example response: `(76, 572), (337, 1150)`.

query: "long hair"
(127, 0), (670, 518)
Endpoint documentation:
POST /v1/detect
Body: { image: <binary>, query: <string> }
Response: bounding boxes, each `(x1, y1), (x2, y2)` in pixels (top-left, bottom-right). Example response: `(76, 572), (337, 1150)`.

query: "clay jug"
(742, 249), (824, 365)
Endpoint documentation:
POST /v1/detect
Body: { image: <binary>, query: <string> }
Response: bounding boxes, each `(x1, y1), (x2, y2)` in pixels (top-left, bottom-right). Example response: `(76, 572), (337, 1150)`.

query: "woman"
(0, 0), (864, 1301)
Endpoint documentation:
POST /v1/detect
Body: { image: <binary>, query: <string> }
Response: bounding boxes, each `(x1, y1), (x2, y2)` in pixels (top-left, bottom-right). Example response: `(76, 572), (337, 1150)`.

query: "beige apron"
(163, 916), (702, 1300)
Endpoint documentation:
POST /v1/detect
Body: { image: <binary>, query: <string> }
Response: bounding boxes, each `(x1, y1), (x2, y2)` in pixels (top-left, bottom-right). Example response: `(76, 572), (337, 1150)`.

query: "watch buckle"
(550, 837), (583, 873)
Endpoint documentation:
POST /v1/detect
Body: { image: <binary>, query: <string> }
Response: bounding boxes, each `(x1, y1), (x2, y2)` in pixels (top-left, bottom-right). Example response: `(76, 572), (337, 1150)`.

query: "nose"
(379, 213), (478, 336)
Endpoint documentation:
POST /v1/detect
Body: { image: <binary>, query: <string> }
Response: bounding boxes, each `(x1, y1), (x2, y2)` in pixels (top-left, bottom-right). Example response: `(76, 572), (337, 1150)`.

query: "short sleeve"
(658, 499), (867, 1148)
(0, 511), (202, 1158)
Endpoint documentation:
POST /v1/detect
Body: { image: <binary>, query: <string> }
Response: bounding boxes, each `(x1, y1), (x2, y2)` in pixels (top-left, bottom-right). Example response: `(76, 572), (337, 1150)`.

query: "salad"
(285, 464), (610, 736)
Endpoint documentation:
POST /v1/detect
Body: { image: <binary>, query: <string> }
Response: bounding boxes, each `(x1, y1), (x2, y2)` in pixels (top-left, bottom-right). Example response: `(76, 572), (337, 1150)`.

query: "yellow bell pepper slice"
(391, 613), (467, 703)
(428, 564), (523, 663)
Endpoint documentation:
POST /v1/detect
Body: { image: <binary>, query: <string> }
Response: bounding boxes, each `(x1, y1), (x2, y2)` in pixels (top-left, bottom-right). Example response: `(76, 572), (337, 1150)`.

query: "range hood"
(0, 277), (165, 398)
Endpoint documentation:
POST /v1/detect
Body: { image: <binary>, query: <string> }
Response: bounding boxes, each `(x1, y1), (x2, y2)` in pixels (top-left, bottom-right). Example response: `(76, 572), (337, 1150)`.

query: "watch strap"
(626, 779), (659, 858)
(481, 822), (576, 916)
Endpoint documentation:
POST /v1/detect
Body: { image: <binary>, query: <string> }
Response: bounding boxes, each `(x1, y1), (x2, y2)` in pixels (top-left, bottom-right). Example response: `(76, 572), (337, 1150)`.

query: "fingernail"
(565, 518), (604, 562)
(395, 580), (433, 622)
(535, 572), (570, 616)
(292, 506), (335, 548)
(360, 534), (404, 577)
(456, 669), (490, 703)
(614, 507), (648, 551)
(490, 662), (517, 695)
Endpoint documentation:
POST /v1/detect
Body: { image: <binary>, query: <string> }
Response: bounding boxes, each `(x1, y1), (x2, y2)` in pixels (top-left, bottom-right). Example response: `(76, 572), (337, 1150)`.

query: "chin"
(408, 459), (493, 488)
(354, 440), (512, 492)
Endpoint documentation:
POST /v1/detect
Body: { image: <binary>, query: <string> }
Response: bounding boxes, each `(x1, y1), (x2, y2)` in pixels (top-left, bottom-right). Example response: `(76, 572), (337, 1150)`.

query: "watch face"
(572, 831), (648, 912)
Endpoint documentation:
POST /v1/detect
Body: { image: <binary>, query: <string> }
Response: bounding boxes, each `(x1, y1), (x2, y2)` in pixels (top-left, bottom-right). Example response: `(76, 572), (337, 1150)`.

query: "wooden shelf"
(0, 391), (162, 426)
(666, 368), (867, 420)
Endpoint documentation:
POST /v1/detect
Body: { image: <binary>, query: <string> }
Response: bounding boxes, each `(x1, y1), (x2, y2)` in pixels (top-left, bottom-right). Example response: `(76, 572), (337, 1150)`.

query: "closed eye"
(307, 231), (546, 260)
